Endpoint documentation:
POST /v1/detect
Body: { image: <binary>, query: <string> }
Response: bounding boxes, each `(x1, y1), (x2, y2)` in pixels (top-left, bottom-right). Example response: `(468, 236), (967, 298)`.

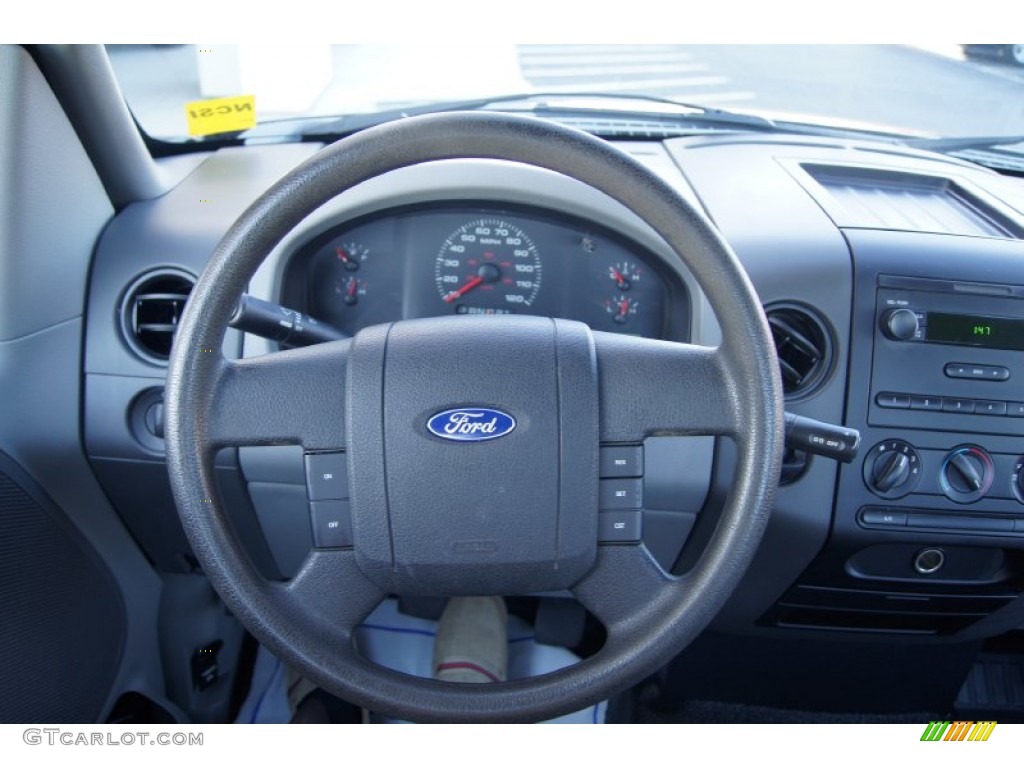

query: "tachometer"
(434, 218), (541, 313)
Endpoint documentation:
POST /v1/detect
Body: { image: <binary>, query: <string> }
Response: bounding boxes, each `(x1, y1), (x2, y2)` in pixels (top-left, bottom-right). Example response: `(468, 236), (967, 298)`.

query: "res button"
(599, 446), (643, 478)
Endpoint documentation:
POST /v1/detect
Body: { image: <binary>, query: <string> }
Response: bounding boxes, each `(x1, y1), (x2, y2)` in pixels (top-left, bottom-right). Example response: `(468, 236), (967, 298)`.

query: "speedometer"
(434, 218), (541, 313)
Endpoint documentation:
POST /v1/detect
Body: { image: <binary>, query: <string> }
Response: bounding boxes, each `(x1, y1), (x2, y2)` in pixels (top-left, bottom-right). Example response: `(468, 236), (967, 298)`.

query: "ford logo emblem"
(426, 408), (517, 442)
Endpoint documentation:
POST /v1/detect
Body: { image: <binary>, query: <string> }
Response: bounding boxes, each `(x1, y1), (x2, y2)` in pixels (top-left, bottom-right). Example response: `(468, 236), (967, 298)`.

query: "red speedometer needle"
(347, 279), (358, 297)
(444, 275), (484, 303)
(618, 299), (630, 317)
(611, 267), (626, 285)
(336, 247), (350, 264)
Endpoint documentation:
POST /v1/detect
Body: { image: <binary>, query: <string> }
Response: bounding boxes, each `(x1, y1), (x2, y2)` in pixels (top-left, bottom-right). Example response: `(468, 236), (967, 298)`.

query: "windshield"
(108, 44), (1024, 144)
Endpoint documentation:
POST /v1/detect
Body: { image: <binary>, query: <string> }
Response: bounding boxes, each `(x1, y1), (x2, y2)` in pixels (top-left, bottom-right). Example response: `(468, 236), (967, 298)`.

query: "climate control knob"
(881, 308), (920, 341)
(940, 446), (994, 504)
(1012, 457), (1024, 504)
(863, 440), (921, 499)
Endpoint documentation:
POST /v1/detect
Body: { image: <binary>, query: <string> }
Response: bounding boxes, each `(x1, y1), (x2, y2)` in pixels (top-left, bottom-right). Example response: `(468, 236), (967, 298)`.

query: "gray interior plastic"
(0, 45), (167, 721)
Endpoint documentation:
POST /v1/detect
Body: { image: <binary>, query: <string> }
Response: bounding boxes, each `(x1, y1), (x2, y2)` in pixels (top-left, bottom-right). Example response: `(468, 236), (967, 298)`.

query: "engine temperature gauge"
(609, 261), (642, 291)
(334, 241), (370, 272)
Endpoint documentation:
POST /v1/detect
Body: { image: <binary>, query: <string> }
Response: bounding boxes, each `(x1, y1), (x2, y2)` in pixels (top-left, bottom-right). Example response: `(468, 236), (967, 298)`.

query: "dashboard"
(279, 203), (686, 340)
(82, 128), (1024, 667)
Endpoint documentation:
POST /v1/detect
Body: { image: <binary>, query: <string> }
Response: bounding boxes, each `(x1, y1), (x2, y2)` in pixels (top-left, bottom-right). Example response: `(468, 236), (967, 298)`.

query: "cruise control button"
(974, 400), (1007, 416)
(310, 500), (353, 548)
(599, 478), (643, 510)
(942, 398), (975, 414)
(1007, 402), (1024, 418)
(876, 392), (910, 409)
(598, 510), (643, 543)
(305, 452), (349, 500)
(910, 395), (943, 411)
(599, 446), (643, 478)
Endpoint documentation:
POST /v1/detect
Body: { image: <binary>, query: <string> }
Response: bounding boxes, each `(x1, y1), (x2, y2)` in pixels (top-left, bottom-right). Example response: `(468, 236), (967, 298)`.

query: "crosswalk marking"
(529, 76), (731, 93)
(521, 44), (684, 54)
(520, 52), (696, 66)
(523, 62), (709, 79)
(518, 45), (756, 106)
(669, 91), (757, 104)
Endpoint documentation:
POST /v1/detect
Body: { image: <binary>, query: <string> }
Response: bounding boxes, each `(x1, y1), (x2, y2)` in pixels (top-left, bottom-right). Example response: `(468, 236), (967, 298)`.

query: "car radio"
(859, 274), (1024, 526)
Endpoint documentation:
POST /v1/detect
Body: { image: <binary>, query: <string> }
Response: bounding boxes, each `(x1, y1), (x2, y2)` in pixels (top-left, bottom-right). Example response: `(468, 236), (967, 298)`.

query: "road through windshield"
(109, 44), (1024, 142)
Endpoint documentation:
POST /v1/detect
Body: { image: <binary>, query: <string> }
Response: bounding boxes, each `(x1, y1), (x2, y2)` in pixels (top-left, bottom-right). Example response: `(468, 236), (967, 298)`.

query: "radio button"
(945, 363), (971, 379)
(942, 398), (975, 414)
(910, 395), (943, 410)
(945, 363), (1011, 381)
(983, 366), (1010, 381)
(975, 400), (1007, 416)
(876, 392), (911, 409)
(1008, 402), (1024, 418)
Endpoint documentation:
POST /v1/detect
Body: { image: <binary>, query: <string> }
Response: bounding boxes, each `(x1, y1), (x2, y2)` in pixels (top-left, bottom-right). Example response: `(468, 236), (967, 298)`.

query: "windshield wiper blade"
(903, 134), (1024, 153)
(293, 91), (775, 140)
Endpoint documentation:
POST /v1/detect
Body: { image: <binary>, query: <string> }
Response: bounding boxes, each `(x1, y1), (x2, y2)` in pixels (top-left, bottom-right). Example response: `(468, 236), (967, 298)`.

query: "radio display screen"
(926, 312), (1024, 351)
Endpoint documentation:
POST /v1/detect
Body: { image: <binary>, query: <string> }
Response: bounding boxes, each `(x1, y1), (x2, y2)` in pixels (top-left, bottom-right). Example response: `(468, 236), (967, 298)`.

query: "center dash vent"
(120, 270), (195, 363)
(765, 304), (832, 399)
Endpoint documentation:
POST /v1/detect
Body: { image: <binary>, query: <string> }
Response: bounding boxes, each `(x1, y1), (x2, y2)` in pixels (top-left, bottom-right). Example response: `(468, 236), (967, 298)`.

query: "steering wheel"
(165, 112), (783, 723)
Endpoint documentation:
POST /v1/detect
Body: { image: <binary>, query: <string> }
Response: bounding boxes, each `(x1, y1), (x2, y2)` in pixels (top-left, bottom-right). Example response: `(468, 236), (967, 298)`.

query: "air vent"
(765, 304), (832, 399)
(120, 270), (195, 363)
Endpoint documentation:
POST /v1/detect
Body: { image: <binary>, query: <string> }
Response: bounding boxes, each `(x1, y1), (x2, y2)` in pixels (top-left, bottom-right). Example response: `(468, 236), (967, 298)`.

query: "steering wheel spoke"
(208, 341), (350, 450)
(595, 332), (738, 442)
(285, 549), (388, 635)
(572, 544), (678, 630)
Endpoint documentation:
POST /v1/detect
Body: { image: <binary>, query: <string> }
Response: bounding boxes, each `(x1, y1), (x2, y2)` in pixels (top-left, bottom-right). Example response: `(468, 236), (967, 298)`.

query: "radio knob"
(863, 440), (921, 499)
(940, 446), (994, 504)
(882, 308), (920, 341)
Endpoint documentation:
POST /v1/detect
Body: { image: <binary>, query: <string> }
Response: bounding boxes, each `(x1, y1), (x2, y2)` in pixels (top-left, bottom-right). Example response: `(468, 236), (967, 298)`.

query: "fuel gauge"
(337, 275), (367, 306)
(606, 295), (640, 325)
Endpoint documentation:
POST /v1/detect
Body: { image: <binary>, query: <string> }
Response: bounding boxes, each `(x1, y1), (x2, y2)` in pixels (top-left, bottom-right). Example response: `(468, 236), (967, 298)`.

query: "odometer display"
(434, 218), (542, 310)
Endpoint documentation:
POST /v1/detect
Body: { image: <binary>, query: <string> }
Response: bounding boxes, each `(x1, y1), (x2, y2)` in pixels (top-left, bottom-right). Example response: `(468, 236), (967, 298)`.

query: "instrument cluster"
(280, 203), (685, 340)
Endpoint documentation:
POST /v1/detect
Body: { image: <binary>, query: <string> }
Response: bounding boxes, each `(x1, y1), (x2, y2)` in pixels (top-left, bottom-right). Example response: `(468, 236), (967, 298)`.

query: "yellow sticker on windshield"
(185, 95), (257, 137)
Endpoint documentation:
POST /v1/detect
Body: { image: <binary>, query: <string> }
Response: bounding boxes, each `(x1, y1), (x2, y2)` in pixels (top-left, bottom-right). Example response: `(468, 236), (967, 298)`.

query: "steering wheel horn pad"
(165, 112), (783, 722)
(347, 315), (598, 596)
